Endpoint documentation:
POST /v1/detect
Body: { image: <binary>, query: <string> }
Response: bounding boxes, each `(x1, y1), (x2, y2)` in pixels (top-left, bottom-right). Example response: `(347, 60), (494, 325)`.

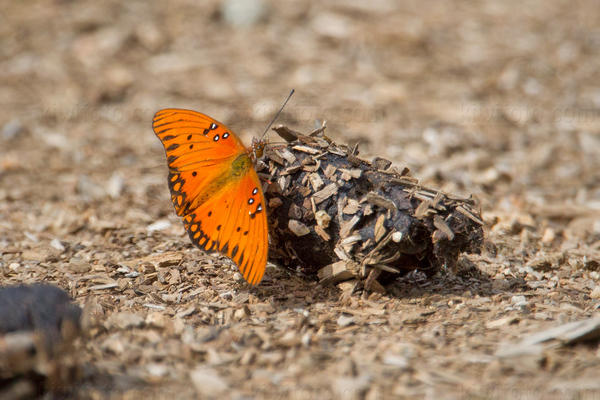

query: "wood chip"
(312, 182), (338, 204)
(456, 205), (484, 225)
(315, 210), (331, 228)
(288, 219), (310, 236)
(374, 214), (387, 242)
(272, 125), (301, 142)
(324, 164), (337, 178)
(308, 172), (324, 191)
(267, 149), (286, 165)
(364, 268), (386, 293)
(268, 197), (283, 208)
(340, 234), (362, 248)
(342, 199), (361, 215)
(346, 153), (363, 166)
(175, 306), (196, 318)
(372, 157), (392, 170)
(392, 176), (419, 185)
(365, 192), (396, 212)
(433, 215), (455, 241)
(297, 185), (311, 197)
(371, 264), (401, 273)
(302, 158), (320, 172)
(334, 246), (351, 261)
(314, 225), (331, 241)
(486, 316), (519, 329)
(277, 175), (290, 192)
(282, 164), (302, 175)
(302, 197), (312, 211)
(340, 215), (360, 238)
(318, 261), (356, 284)
(288, 203), (304, 219)
(414, 199), (432, 219)
(338, 168), (362, 179)
(276, 148), (298, 164)
(90, 283), (118, 291)
(292, 145), (321, 155)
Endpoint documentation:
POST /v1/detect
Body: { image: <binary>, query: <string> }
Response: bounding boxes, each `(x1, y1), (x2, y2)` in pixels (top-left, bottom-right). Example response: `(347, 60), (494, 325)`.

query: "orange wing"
(152, 109), (268, 285)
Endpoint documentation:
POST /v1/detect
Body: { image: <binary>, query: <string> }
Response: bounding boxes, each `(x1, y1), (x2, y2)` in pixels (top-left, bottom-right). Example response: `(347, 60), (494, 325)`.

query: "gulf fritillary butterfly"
(153, 109), (268, 285)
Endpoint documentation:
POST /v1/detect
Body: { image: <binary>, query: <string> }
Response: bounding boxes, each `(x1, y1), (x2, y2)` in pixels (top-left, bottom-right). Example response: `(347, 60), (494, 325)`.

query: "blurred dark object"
(262, 126), (484, 291)
(0, 284), (82, 399)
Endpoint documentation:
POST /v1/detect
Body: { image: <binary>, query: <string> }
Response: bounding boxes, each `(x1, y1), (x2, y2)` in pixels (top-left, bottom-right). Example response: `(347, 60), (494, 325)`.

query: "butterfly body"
(153, 109), (268, 285)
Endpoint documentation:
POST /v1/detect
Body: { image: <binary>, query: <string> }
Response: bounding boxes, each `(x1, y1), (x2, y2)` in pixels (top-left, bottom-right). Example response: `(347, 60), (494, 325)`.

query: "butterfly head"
(250, 137), (266, 162)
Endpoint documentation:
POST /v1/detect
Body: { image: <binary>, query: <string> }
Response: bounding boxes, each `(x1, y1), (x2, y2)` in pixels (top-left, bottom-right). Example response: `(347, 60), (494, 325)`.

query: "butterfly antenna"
(261, 89), (295, 140)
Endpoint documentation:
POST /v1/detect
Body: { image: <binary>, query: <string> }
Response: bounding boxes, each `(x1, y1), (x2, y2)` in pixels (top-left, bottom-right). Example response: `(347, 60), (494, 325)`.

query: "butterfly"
(152, 109), (268, 285)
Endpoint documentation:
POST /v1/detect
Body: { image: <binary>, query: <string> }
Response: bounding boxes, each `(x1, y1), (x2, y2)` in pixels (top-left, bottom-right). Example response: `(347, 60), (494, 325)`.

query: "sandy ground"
(1, 0), (600, 398)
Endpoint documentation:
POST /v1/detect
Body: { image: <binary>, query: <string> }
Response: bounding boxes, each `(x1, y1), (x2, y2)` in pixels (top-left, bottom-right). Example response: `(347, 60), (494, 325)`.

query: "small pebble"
(106, 172), (124, 199)
(541, 227), (556, 244)
(50, 238), (66, 252)
(147, 220), (171, 233)
(105, 311), (144, 330)
(301, 332), (312, 347)
(337, 314), (354, 327)
(146, 363), (168, 378)
(392, 231), (403, 242)
(382, 354), (409, 369)
(190, 367), (229, 396)
(511, 295), (527, 304)
(77, 175), (107, 201)
(221, 0), (266, 28)
(146, 312), (167, 329)
(2, 119), (24, 140)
